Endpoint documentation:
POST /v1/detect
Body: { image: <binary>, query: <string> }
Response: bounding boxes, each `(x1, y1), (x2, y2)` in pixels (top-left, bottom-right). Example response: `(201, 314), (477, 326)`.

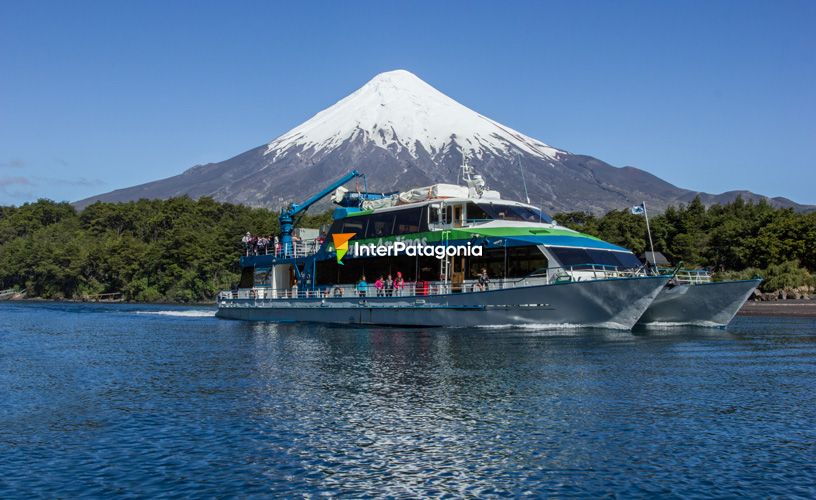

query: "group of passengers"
(242, 232), (279, 256)
(356, 272), (406, 297)
(354, 269), (490, 296)
(242, 232), (327, 256)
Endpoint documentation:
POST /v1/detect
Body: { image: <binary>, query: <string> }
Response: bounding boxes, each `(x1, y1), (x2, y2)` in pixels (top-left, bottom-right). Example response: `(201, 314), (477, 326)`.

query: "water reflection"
(1, 304), (815, 497)
(232, 320), (816, 496)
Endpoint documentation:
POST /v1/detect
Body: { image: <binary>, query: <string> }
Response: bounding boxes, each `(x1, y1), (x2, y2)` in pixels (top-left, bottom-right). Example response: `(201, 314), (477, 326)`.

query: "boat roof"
(339, 196), (544, 218)
(334, 197), (631, 250)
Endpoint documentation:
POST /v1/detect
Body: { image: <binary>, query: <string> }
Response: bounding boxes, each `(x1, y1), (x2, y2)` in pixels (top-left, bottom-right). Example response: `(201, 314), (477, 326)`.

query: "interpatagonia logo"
(331, 233), (356, 265)
(354, 241), (483, 259)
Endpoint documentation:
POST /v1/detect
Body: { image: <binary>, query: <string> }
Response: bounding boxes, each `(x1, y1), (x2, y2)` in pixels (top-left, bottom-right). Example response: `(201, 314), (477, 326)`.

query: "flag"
(631, 203), (645, 215)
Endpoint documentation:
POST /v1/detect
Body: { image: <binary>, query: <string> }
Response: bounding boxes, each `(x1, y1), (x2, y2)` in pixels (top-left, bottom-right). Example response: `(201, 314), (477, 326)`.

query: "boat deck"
(219, 264), (647, 302)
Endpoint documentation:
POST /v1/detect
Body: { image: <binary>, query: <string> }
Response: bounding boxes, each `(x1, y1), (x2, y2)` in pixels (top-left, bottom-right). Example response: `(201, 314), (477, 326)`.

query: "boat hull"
(216, 276), (669, 330)
(636, 279), (761, 328)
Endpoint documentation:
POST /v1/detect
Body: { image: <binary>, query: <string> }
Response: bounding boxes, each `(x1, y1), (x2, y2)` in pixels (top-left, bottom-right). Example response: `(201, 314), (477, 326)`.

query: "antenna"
(517, 153), (531, 204)
(461, 152), (486, 198)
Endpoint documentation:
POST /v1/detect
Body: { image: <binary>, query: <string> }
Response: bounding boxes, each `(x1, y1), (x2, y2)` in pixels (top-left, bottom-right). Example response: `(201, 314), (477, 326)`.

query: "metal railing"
(218, 264), (650, 303)
(244, 239), (324, 259)
(654, 266), (712, 284)
(673, 269), (712, 284)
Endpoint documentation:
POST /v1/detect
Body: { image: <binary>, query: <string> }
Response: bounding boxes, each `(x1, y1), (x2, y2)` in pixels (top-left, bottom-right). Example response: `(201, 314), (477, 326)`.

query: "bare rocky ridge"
(76, 70), (812, 214)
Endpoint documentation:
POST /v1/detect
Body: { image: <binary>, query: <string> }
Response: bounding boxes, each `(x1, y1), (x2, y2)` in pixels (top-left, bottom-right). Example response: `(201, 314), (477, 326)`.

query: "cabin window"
(465, 203), (491, 223)
(550, 247), (590, 267)
(588, 249), (621, 267)
(365, 213), (395, 238)
(394, 207), (423, 234)
(549, 247), (642, 269)
(480, 204), (553, 223)
(330, 208), (428, 240)
(610, 251), (643, 268)
(429, 205), (443, 226)
(341, 217), (367, 236)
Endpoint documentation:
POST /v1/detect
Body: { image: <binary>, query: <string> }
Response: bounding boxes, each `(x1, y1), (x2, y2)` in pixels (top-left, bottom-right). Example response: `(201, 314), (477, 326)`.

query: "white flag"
(631, 204), (645, 215)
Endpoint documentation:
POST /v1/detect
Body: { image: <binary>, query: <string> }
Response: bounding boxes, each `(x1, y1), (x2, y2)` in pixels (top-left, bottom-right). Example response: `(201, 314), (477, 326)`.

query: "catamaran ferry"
(216, 164), (674, 329)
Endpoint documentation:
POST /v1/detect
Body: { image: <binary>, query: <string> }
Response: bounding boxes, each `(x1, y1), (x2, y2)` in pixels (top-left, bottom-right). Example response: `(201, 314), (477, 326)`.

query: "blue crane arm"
(279, 170), (362, 256)
(285, 170), (362, 217)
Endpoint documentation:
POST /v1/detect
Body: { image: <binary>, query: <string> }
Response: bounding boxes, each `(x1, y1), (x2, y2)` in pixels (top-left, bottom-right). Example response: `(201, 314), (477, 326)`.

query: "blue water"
(1, 302), (815, 497)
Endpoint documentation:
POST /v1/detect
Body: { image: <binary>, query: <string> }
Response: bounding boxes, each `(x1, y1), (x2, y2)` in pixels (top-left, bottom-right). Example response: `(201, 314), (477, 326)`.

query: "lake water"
(1, 302), (815, 497)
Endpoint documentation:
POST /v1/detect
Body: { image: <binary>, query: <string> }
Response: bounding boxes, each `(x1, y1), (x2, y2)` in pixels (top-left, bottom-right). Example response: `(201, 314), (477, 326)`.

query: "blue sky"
(1, 0), (814, 206)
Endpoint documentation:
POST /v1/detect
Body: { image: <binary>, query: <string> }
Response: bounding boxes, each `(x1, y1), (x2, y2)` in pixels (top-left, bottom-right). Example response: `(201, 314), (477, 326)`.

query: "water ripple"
(1, 303), (815, 497)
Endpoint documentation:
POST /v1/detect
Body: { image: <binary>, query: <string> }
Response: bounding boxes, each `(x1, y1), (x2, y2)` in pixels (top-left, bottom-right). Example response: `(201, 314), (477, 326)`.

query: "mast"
(517, 154), (531, 204)
(643, 201), (656, 268)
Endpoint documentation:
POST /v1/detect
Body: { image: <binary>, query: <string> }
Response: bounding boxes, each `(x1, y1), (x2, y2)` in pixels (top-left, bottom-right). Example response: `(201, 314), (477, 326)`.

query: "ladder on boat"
(440, 230), (451, 283)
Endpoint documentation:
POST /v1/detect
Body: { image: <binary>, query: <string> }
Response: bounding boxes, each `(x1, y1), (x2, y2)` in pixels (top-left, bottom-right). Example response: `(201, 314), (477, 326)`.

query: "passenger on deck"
(290, 235), (301, 257)
(395, 272), (405, 296)
(385, 274), (394, 297)
(478, 268), (490, 291)
(257, 236), (268, 255)
(357, 276), (368, 297)
(375, 276), (385, 297)
(241, 232), (252, 256)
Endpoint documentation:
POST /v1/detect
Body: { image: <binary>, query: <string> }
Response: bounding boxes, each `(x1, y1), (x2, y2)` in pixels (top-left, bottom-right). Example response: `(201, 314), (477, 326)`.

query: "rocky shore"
(751, 286), (814, 302)
(738, 299), (816, 317)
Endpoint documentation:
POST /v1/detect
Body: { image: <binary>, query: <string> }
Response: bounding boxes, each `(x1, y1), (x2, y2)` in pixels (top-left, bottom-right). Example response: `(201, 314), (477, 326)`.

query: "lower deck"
(217, 275), (671, 330)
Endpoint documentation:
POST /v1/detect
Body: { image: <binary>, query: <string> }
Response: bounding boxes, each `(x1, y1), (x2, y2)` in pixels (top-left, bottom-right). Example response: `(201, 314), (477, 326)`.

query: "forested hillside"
(0, 196), (813, 301)
(556, 197), (816, 293)
(0, 197), (330, 302)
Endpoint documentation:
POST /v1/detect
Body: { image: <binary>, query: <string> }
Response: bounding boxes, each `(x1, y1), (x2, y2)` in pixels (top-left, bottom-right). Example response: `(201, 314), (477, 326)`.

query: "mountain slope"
(77, 70), (812, 214)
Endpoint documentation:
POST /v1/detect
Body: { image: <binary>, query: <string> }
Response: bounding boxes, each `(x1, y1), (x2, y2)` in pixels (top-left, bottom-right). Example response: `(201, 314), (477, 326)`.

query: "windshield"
(469, 203), (553, 224)
(549, 247), (642, 269)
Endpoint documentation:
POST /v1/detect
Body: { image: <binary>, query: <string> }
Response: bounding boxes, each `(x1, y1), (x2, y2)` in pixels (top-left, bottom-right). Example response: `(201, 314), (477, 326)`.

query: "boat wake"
(135, 310), (216, 318)
(638, 321), (724, 329)
(475, 320), (633, 331)
(477, 323), (594, 331)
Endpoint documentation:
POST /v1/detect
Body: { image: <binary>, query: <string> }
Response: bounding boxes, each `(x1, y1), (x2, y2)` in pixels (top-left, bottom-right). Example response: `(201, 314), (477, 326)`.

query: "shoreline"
(1, 297), (216, 307)
(737, 300), (816, 318)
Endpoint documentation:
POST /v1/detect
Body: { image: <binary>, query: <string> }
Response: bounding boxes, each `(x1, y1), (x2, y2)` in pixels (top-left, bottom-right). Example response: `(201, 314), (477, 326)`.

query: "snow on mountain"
(75, 70), (813, 214)
(265, 70), (563, 162)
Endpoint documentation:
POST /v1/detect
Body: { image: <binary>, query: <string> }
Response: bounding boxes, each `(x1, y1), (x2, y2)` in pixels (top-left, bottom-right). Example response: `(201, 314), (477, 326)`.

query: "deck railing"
(654, 267), (712, 284)
(672, 269), (712, 284)
(244, 239), (323, 259)
(218, 264), (651, 302)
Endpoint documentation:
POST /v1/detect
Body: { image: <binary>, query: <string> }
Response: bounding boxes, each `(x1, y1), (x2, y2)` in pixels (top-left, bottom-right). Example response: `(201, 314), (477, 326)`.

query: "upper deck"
(240, 197), (635, 269)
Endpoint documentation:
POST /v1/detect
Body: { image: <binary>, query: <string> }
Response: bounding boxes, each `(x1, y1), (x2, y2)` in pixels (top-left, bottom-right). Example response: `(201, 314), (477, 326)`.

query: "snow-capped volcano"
(77, 70), (811, 214)
(266, 70), (562, 162)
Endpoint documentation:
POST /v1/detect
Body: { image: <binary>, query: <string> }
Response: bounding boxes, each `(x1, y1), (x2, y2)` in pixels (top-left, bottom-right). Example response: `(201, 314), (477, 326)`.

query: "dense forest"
(0, 197), (331, 302)
(556, 197), (815, 293)
(0, 196), (813, 302)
